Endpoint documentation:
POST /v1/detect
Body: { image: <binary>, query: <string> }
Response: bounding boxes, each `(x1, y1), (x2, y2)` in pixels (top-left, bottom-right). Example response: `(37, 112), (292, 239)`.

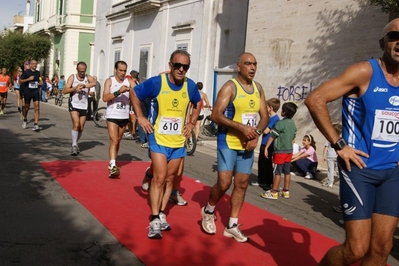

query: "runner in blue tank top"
(305, 18), (399, 266)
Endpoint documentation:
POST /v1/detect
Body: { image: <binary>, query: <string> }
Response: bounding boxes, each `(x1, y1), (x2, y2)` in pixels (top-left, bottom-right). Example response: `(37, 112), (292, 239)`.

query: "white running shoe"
(148, 218), (162, 239)
(201, 207), (216, 234)
(159, 212), (171, 231)
(223, 224), (248, 242)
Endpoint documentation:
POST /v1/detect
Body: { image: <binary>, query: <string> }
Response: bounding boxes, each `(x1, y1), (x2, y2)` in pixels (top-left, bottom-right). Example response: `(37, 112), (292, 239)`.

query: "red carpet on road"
(41, 160), (340, 266)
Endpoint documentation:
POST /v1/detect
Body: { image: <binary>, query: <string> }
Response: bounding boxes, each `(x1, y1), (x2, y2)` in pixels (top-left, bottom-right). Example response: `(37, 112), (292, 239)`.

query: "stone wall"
(246, 0), (389, 167)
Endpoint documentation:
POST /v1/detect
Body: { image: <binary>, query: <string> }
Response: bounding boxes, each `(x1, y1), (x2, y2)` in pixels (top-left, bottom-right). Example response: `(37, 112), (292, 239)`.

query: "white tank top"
(70, 74), (93, 110)
(106, 77), (130, 119)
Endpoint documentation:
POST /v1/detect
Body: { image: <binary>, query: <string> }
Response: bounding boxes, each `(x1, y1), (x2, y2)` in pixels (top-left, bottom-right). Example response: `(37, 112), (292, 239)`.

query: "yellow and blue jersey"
(217, 78), (261, 150)
(134, 73), (201, 148)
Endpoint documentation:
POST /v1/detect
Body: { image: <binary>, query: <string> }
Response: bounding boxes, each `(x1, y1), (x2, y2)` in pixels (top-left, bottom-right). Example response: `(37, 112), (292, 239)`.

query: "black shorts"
(0, 92), (7, 98)
(197, 115), (204, 121)
(24, 92), (40, 104)
(68, 101), (87, 116)
(107, 118), (129, 128)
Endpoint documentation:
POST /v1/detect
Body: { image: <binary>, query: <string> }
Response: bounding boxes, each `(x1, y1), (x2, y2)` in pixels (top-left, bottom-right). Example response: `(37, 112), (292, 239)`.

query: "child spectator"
(322, 123), (342, 188)
(291, 134), (318, 179)
(261, 102), (297, 200)
(252, 98), (281, 191)
(292, 138), (300, 155)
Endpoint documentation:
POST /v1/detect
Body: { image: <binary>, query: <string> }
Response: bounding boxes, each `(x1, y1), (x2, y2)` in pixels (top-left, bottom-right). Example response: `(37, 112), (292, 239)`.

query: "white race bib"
(242, 113), (259, 127)
(371, 109), (399, 142)
(29, 81), (38, 89)
(158, 116), (182, 135)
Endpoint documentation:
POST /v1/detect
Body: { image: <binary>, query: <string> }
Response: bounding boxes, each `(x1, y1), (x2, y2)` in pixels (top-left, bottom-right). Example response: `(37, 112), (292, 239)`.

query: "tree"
(370, 0), (399, 17)
(0, 31), (51, 75)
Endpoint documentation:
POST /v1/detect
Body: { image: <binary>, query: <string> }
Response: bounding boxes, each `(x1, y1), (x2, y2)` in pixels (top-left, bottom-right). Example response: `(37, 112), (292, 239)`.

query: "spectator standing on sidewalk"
(193, 82), (210, 141)
(200, 52), (268, 242)
(305, 18), (399, 266)
(132, 50), (201, 239)
(260, 102), (297, 200)
(252, 97), (280, 190)
(322, 123), (342, 188)
(92, 76), (101, 112)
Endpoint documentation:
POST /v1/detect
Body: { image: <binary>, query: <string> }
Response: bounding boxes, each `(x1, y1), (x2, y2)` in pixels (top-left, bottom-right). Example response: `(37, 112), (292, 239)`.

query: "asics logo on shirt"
(373, 86), (388, 92)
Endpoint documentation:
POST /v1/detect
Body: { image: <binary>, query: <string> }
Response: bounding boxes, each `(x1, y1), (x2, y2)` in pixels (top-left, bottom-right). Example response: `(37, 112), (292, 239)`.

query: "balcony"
(125, 0), (161, 14)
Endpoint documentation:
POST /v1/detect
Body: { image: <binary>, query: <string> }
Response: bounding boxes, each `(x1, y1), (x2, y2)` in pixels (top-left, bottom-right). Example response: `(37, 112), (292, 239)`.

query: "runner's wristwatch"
(332, 138), (347, 151)
(255, 129), (262, 136)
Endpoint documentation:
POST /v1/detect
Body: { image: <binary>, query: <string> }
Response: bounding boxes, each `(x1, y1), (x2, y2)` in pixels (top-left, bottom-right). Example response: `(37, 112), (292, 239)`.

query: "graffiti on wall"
(276, 83), (313, 101)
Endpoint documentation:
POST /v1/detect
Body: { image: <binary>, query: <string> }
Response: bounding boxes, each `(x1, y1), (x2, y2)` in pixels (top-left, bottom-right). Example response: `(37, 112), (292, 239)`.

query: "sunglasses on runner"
(384, 31), (399, 41)
(170, 62), (190, 71)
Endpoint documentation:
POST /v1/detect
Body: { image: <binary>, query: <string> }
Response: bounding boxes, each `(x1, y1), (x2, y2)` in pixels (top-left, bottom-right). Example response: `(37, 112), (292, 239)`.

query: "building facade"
(28, 0), (96, 78)
(93, 0), (249, 102)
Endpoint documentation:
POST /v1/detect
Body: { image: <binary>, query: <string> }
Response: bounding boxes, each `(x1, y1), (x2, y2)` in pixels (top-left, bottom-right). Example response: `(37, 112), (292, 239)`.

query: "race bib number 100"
(158, 116), (182, 135)
(371, 109), (399, 143)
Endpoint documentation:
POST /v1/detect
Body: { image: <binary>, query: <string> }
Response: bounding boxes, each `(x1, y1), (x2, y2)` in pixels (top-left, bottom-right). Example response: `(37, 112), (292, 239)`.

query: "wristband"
(113, 90), (120, 97)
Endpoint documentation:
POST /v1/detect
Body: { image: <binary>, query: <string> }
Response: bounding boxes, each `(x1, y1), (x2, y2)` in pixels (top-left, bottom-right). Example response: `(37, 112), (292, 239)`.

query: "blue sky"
(0, 0), (32, 29)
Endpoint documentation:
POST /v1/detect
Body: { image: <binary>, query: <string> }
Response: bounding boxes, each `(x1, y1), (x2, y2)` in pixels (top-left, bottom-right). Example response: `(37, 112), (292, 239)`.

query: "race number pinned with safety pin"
(158, 116), (182, 135)
(371, 110), (399, 142)
(242, 113), (259, 127)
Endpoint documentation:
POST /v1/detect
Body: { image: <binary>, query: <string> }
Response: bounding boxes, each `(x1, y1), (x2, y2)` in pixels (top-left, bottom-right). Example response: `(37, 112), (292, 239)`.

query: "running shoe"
(141, 142), (149, 148)
(109, 165), (120, 178)
(70, 145), (78, 156)
(142, 167), (151, 191)
(148, 218), (162, 239)
(201, 207), (216, 234)
(123, 132), (136, 140)
(76, 144), (80, 154)
(0, 109), (3, 115)
(169, 193), (188, 206)
(279, 190), (290, 199)
(223, 224), (248, 242)
(22, 121), (27, 129)
(322, 181), (333, 188)
(32, 124), (40, 131)
(260, 190), (278, 200)
(159, 212), (171, 231)
(250, 180), (259, 186)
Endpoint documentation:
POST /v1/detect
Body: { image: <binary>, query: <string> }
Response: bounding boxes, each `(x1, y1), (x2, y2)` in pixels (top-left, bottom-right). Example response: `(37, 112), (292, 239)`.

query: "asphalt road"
(0, 93), (398, 265)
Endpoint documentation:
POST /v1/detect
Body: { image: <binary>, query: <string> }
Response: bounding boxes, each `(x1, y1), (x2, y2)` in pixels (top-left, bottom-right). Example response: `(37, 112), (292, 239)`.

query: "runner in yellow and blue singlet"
(132, 50), (201, 239)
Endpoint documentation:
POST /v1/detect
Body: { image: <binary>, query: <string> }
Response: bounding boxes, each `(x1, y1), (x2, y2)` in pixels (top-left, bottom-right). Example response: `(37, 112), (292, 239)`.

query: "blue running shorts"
(217, 148), (254, 175)
(339, 158), (399, 220)
(149, 143), (186, 161)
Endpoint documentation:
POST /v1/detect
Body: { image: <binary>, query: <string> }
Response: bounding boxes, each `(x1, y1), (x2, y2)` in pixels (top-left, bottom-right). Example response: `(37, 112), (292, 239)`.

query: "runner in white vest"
(64, 61), (96, 155)
(103, 60), (135, 178)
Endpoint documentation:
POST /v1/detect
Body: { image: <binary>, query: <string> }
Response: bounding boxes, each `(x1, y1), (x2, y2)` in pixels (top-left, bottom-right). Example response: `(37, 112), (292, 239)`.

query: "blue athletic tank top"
(342, 59), (399, 170)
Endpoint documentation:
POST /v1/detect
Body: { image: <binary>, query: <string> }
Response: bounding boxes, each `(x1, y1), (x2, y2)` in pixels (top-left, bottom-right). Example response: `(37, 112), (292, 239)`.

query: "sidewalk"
(197, 137), (340, 196)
